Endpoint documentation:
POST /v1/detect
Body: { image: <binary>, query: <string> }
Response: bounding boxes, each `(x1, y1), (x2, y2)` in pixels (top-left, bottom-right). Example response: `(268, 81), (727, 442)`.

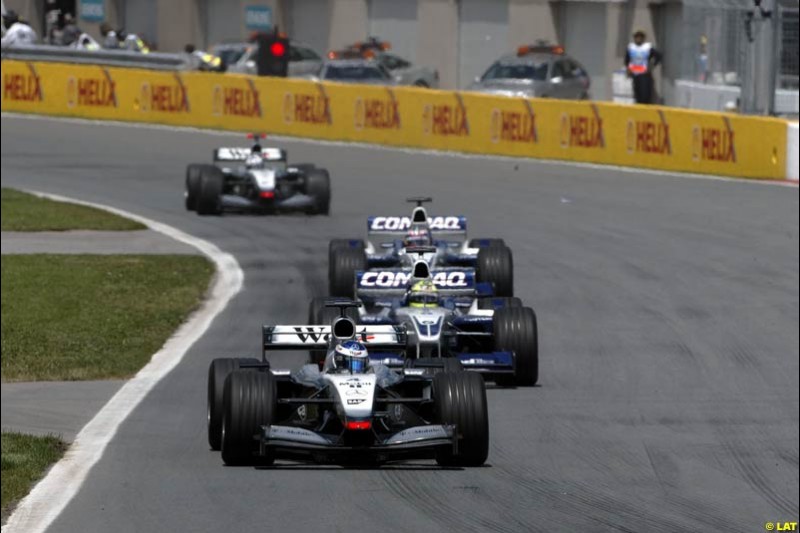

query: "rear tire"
(329, 239), (365, 263)
(185, 164), (205, 211)
(196, 166), (224, 215)
(433, 372), (489, 467)
(493, 307), (538, 386)
(329, 247), (366, 298)
(304, 168), (331, 215)
(221, 370), (277, 466)
(477, 245), (513, 297)
(207, 357), (259, 450)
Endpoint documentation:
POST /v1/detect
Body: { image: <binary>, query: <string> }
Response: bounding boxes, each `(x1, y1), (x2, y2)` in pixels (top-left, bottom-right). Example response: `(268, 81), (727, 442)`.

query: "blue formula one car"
(310, 259), (538, 386)
(328, 197), (513, 298)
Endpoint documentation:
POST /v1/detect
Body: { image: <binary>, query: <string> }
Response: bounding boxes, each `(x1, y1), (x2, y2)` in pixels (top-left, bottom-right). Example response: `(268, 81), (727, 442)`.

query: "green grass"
(1, 432), (66, 523)
(1, 255), (214, 381)
(1, 188), (145, 231)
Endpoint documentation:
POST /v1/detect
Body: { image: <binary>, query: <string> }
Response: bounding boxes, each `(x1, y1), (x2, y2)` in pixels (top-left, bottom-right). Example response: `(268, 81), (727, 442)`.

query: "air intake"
(413, 261), (430, 279)
(332, 317), (356, 340)
(411, 207), (427, 223)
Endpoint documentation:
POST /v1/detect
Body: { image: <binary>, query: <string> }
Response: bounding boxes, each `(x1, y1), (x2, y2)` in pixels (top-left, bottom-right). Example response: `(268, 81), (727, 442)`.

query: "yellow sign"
(1, 59), (788, 180)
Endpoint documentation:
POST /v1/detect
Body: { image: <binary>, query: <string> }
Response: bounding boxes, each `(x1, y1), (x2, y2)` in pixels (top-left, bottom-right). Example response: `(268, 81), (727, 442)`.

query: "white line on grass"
(1, 192), (244, 533)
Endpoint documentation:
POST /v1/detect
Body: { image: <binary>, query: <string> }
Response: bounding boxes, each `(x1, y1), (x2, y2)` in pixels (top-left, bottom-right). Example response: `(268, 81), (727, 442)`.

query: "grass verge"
(1, 188), (145, 231)
(1, 432), (67, 523)
(1, 254), (214, 381)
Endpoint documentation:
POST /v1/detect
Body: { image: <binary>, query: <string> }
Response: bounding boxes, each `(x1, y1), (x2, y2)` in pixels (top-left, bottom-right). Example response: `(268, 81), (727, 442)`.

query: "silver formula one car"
(206, 303), (489, 467)
(328, 197), (513, 297)
(185, 135), (330, 216)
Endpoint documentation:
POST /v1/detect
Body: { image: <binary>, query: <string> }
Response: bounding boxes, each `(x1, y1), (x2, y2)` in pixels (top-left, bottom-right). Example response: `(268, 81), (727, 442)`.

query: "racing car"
(328, 197), (513, 297)
(206, 302), (489, 467)
(311, 258), (538, 386)
(185, 134), (330, 215)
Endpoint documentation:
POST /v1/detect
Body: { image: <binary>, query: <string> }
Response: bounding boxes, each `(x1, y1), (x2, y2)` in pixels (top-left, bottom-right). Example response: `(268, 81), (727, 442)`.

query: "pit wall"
(2, 60), (792, 180)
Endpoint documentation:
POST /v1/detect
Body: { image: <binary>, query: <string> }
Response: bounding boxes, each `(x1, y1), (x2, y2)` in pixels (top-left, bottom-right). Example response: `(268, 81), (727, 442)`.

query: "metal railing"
(0, 44), (191, 71)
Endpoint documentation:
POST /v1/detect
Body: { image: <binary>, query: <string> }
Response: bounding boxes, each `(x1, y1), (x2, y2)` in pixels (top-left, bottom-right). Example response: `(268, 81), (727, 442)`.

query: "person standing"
(624, 30), (662, 104)
(1, 10), (38, 47)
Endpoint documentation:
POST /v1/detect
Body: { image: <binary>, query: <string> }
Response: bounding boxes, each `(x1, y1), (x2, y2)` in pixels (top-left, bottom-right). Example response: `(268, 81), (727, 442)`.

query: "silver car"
(215, 40), (322, 77)
(469, 44), (590, 100)
(314, 59), (395, 85)
(330, 39), (439, 88)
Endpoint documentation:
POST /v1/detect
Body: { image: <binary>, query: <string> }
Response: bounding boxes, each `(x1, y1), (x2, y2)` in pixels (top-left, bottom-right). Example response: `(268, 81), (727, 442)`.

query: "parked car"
(214, 40), (322, 77)
(329, 38), (439, 88)
(468, 42), (590, 100)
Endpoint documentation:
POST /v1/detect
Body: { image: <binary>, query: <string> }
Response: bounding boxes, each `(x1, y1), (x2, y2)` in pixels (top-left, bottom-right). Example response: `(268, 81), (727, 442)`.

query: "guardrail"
(0, 45), (190, 71)
(0, 59), (793, 181)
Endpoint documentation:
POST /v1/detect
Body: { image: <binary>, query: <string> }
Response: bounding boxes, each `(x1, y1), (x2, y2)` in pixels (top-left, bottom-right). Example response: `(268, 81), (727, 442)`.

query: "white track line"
(2, 112), (796, 188)
(1, 192), (244, 533)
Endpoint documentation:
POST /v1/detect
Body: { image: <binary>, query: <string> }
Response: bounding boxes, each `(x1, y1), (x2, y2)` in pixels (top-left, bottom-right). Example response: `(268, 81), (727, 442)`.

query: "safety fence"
(1, 59), (794, 180)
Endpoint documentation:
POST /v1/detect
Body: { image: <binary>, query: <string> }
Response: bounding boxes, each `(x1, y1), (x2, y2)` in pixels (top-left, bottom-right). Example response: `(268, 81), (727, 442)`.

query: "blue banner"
(80, 0), (105, 22)
(245, 5), (272, 31)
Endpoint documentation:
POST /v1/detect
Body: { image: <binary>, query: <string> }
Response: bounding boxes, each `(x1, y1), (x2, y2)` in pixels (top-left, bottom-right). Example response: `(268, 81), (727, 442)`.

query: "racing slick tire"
(221, 370), (277, 466)
(468, 238), (506, 249)
(196, 166), (224, 215)
(329, 239), (366, 263)
(493, 306), (538, 387)
(304, 168), (331, 215)
(478, 296), (522, 310)
(329, 247), (367, 298)
(413, 357), (463, 373)
(185, 164), (207, 211)
(207, 357), (259, 450)
(477, 245), (513, 297)
(433, 372), (489, 467)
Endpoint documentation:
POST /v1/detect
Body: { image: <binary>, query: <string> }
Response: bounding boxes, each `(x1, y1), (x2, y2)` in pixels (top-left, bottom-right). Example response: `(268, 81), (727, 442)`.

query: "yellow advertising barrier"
(1, 59), (788, 180)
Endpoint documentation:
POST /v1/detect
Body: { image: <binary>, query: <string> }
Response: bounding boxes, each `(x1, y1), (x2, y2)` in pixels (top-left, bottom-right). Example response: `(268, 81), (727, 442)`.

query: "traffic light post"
(254, 29), (290, 77)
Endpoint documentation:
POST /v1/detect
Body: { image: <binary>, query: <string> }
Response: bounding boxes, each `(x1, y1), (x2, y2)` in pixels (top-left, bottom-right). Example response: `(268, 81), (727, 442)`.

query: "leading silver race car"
(185, 134), (330, 215)
(206, 302), (489, 467)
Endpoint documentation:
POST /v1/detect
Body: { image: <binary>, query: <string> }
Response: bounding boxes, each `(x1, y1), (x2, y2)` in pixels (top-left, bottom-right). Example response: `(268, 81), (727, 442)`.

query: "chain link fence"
(675, 0), (798, 115)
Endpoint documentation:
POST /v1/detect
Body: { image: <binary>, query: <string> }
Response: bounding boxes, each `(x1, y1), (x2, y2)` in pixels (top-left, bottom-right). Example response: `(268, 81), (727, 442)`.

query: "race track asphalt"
(2, 115), (798, 533)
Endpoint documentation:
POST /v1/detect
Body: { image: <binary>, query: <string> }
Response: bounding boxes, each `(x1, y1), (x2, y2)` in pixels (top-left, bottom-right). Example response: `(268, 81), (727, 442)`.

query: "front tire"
(185, 164), (206, 211)
(207, 357), (259, 450)
(433, 372), (489, 467)
(196, 166), (224, 216)
(329, 247), (366, 298)
(221, 370), (277, 466)
(304, 168), (331, 215)
(493, 306), (538, 386)
(477, 245), (513, 297)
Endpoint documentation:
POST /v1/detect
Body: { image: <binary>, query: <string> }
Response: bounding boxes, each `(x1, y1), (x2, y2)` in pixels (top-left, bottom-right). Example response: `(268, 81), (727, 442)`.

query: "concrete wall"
(11, 0), (686, 100)
(418, 0), (459, 89)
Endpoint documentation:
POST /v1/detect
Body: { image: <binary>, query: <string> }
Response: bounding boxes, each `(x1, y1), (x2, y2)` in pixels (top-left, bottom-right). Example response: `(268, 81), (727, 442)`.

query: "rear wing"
(262, 324), (406, 351)
(214, 147), (287, 162)
(367, 216), (467, 235)
(356, 268), (477, 296)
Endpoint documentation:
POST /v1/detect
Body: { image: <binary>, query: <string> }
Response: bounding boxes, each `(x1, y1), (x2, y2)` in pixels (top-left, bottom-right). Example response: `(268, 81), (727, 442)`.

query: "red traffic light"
(270, 41), (286, 57)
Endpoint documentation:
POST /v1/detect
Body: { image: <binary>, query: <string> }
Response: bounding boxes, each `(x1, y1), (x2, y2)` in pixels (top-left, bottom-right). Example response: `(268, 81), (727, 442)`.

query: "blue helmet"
(333, 340), (368, 373)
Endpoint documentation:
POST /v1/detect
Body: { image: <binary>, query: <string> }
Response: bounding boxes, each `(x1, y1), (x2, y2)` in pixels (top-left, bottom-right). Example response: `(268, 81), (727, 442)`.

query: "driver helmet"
(408, 279), (439, 308)
(403, 222), (431, 248)
(245, 151), (264, 168)
(332, 340), (369, 373)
